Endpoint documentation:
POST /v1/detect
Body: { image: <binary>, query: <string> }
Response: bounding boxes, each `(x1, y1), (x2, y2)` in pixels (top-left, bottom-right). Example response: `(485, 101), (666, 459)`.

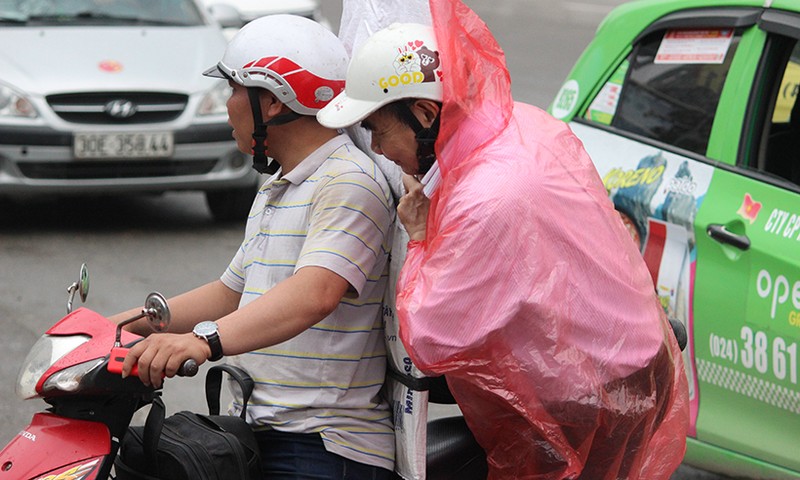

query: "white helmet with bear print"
(317, 22), (443, 128)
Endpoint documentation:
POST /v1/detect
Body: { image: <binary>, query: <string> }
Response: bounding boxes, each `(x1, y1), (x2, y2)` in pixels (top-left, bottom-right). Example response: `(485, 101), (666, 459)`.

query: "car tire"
(205, 185), (257, 222)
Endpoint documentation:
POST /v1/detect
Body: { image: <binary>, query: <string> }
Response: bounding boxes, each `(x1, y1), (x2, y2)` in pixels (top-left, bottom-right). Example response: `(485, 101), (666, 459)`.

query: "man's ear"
(260, 91), (284, 120)
(411, 99), (441, 128)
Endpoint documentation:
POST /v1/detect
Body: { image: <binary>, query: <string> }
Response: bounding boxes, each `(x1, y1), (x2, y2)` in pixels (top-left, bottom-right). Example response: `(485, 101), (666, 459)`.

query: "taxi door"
(691, 10), (800, 472)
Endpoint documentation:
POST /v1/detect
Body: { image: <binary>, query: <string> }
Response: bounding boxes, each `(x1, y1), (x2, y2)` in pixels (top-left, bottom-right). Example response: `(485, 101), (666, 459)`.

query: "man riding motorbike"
(115, 15), (396, 479)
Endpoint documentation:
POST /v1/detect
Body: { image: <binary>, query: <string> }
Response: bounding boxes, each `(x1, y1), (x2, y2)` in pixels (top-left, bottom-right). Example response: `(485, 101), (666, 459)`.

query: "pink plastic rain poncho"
(395, 1), (690, 478)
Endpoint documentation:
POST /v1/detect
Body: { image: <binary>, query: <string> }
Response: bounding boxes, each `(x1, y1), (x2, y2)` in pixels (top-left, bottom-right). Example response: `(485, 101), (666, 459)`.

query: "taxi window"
(762, 39), (800, 186)
(585, 28), (741, 155)
(771, 50), (800, 123)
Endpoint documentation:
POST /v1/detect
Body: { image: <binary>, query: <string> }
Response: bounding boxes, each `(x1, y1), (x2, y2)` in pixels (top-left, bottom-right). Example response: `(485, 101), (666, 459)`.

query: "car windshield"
(0, 0), (204, 26)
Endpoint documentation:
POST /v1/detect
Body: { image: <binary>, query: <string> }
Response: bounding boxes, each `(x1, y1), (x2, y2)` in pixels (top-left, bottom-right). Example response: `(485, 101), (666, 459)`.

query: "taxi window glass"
(771, 46), (800, 123)
(584, 60), (629, 125)
(763, 39), (800, 186)
(585, 29), (740, 155)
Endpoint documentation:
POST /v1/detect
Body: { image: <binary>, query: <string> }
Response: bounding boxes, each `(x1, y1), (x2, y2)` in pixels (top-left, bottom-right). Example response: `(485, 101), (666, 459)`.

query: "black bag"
(115, 364), (262, 480)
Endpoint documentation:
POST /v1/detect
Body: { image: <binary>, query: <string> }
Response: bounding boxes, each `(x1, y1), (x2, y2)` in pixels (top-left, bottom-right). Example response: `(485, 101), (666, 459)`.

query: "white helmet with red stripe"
(203, 14), (347, 116)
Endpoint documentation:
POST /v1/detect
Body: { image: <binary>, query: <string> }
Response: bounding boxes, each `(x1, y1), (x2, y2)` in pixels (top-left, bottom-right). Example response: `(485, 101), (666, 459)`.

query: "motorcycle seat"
(426, 416), (487, 479)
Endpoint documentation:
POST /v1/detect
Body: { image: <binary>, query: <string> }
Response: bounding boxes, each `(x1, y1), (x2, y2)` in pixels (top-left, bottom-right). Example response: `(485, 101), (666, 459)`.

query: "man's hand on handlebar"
(121, 333), (210, 388)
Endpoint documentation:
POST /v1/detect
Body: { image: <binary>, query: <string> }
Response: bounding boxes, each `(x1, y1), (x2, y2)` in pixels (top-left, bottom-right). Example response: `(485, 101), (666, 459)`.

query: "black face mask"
(396, 101), (440, 176)
(415, 114), (440, 176)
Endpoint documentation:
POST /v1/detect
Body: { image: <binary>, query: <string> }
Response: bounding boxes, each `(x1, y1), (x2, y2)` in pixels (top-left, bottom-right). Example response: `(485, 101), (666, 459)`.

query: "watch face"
(194, 321), (217, 337)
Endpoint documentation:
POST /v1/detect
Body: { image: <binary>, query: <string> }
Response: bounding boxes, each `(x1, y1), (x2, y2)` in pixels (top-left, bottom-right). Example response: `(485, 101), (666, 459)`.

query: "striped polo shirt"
(219, 134), (395, 470)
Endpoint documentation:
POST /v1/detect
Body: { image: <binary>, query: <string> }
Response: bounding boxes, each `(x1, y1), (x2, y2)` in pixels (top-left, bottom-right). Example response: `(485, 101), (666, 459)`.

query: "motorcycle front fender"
(0, 412), (111, 479)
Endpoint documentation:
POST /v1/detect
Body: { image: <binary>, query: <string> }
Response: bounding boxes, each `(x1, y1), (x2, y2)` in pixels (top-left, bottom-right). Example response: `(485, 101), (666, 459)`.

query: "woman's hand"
(399, 174), (430, 242)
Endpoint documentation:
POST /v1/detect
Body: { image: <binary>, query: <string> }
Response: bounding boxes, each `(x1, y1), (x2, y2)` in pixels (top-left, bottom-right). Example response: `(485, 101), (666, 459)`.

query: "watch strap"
(205, 332), (223, 362)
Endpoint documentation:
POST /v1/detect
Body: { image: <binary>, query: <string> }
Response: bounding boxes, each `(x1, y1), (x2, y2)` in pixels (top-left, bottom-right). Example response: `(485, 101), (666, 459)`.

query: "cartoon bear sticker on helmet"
(379, 40), (441, 94)
(418, 46), (441, 81)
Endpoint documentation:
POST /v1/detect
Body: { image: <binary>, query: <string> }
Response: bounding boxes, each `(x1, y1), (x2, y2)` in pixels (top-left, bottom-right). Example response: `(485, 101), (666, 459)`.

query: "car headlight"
(196, 80), (231, 117)
(0, 82), (38, 118)
(16, 334), (91, 400)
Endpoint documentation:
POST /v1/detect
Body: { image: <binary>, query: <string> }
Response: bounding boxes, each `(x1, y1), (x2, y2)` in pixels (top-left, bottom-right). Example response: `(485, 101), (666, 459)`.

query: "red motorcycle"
(0, 265), (488, 480)
(0, 264), (196, 480)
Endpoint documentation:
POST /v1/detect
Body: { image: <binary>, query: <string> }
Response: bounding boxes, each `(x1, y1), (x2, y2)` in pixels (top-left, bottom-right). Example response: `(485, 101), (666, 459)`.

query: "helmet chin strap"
(247, 88), (303, 175)
(397, 101), (440, 176)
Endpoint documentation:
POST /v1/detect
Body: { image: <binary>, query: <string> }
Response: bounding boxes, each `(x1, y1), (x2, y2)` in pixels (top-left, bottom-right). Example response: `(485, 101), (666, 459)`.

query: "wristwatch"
(192, 321), (223, 362)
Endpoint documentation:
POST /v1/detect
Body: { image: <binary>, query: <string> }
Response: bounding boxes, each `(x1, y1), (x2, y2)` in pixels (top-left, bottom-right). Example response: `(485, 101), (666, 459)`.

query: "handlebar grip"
(108, 346), (198, 378)
(108, 346), (129, 375)
(110, 347), (144, 377)
(178, 359), (199, 377)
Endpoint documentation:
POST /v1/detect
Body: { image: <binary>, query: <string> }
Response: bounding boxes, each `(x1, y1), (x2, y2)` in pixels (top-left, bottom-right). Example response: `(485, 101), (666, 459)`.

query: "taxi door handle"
(706, 224), (750, 251)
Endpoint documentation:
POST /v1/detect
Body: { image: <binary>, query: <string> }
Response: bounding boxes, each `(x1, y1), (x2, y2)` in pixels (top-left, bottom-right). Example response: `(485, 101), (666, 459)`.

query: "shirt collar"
(281, 134), (352, 185)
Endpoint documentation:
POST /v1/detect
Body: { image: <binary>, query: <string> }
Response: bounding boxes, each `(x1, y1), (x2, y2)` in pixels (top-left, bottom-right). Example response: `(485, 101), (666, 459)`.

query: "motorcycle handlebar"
(178, 358), (199, 377)
(108, 347), (199, 378)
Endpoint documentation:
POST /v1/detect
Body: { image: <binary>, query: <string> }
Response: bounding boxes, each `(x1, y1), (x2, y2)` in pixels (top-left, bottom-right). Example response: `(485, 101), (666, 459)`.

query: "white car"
(202, 0), (331, 39)
(0, 0), (259, 221)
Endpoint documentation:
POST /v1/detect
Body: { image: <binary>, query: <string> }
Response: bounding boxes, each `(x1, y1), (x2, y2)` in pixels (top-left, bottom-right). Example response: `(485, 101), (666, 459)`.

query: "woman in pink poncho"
(318, 1), (689, 478)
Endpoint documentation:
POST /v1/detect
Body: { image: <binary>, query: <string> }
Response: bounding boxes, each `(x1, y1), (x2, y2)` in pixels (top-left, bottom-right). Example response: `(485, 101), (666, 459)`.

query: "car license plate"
(74, 132), (174, 159)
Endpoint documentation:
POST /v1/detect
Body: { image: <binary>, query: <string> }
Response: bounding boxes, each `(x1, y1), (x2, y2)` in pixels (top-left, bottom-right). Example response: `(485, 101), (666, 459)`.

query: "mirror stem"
(114, 308), (155, 347)
(66, 282), (79, 314)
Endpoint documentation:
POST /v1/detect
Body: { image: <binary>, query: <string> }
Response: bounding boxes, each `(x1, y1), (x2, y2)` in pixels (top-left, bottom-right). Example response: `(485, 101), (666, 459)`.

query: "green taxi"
(549, 1), (800, 478)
